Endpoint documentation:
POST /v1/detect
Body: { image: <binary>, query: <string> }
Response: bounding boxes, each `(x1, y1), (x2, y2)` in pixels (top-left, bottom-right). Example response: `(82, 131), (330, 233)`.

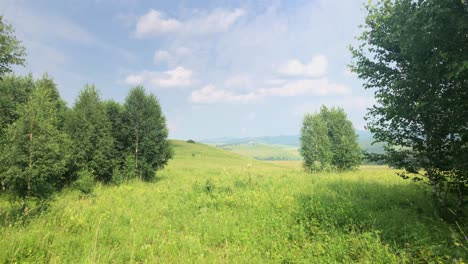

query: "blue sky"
(1, 0), (374, 140)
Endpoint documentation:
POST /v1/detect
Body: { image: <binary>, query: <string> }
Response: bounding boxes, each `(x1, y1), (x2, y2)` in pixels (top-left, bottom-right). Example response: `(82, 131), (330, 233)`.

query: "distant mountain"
(201, 130), (385, 153)
(201, 135), (300, 146)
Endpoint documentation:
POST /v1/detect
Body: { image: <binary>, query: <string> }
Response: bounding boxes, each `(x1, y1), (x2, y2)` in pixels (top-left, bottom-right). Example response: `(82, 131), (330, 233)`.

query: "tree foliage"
(300, 113), (332, 172)
(122, 86), (172, 181)
(66, 85), (115, 182)
(300, 106), (361, 172)
(0, 74), (34, 136)
(0, 18), (173, 202)
(350, 0), (468, 213)
(0, 77), (71, 200)
(0, 16), (26, 77)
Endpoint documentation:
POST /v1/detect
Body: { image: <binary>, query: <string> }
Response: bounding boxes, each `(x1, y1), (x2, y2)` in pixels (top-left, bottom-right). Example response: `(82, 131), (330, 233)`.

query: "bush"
(111, 166), (125, 185)
(186, 139), (196, 144)
(73, 169), (95, 195)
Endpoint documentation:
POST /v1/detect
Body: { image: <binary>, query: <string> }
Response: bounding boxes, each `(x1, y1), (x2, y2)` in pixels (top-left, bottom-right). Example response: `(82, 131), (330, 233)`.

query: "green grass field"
(1, 140), (466, 263)
(216, 143), (301, 161)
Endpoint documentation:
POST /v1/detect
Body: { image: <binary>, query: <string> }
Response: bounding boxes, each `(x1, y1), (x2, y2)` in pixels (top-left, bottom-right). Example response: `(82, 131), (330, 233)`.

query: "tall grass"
(0, 140), (466, 263)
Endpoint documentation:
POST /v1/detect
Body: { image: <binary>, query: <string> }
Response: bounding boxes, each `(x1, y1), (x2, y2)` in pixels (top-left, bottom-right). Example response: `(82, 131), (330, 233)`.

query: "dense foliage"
(121, 86), (172, 181)
(300, 106), (362, 172)
(0, 75), (172, 201)
(65, 85), (115, 183)
(0, 77), (71, 200)
(350, 0), (468, 214)
(0, 16), (25, 77)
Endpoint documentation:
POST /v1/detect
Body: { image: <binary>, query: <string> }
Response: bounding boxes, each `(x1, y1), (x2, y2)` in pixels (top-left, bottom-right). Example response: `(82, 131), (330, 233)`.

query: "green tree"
(321, 106), (362, 171)
(103, 100), (126, 165)
(0, 77), (71, 200)
(66, 85), (114, 182)
(300, 113), (332, 172)
(350, 0), (468, 212)
(35, 74), (68, 128)
(0, 74), (34, 136)
(0, 16), (26, 77)
(122, 86), (172, 181)
(300, 106), (361, 172)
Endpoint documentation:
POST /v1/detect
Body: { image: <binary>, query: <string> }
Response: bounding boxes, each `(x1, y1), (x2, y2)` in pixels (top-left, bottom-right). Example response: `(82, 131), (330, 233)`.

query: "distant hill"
(201, 135), (299, 147)
(217, 142), (301, 161)
(201, 131), (385, 154)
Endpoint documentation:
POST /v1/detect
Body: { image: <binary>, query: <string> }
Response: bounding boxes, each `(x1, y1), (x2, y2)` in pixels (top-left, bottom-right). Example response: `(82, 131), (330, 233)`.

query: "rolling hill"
(202, 130), (385, 161)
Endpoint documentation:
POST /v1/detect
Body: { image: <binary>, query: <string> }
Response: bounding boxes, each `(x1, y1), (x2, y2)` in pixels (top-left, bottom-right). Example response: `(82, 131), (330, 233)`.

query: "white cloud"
(190, 85), (259, 104)
(292, 96), (376, 130)
(153, 47), (192, 65)
(191, 78), (350, 104)
(135, 8), (246, 37)
(277, 54), (328, 77)
(259, 78), (350, 97)
(125, 66), (194, 88)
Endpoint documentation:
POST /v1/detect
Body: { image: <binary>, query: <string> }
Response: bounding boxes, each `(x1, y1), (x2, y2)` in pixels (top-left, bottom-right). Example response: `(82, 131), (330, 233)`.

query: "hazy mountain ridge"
(201, 131), (385, 154)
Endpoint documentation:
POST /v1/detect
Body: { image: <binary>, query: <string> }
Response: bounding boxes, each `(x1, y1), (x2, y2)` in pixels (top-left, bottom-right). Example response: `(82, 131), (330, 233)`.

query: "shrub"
(73, 169), (95, 195)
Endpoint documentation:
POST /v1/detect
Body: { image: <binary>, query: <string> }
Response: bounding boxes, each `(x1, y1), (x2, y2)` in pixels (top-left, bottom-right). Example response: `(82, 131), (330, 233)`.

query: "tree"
(66, 85), (114, 182)
(350, 0), (468, 212)
(0, 74), (34, 136)
(122, 86), (172, 181)
(0, 16), (26, 77)
(300, 106), (361, 172)
(35, 74), (68, 128)
(300, 113), (332, 172)
(103, 100), (126, 165)
(321, 106), (362, 171)
(0, 77), (71, 200)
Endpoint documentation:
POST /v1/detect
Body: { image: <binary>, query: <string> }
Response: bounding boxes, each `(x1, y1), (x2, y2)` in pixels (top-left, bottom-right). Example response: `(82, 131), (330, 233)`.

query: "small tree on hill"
(122, 86), (172, 180)
(300, 106), (361, 172)
(300, 113), (332, 172)
(321, 106), (362, 171)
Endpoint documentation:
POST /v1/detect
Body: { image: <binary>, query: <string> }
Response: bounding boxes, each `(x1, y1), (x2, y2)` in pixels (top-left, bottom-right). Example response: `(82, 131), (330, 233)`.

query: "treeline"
(0, 74), (172, 201)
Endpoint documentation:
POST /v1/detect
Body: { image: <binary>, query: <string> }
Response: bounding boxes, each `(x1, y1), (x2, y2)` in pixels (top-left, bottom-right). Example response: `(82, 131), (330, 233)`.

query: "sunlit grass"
(0, 140), (466, 263)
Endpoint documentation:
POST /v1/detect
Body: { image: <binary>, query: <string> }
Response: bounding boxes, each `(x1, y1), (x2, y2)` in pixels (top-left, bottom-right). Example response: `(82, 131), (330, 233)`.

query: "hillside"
(0, 141), (465, 263)
(203, 130), (385, 161)
(217, 142), (301, 161)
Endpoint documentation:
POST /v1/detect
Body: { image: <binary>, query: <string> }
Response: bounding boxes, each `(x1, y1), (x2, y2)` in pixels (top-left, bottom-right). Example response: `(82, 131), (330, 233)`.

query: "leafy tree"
(35, 74), (68, 128)
(66, 85), (114, 182)
(103, 100), (126, 165)
(0, 16), (26, 77)
(300, 106), (361, 172)
(122, 86), (172, 181)
(300, 113), (332, 172)
(0, 77), (71, 200)
(321, 106), (362, 171)
(350, 0), (468, 213)
(0, 74), (34, 136)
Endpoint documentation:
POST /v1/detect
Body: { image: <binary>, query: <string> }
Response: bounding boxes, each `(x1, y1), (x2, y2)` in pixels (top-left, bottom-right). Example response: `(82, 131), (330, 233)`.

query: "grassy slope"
(0, 140), (466, 263)
(217, 143), (301, 160)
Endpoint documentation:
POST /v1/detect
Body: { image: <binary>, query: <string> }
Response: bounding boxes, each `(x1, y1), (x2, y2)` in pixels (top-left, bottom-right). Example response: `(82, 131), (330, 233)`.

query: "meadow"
(0, 140), (466, 263)
(216, 142), (301, 161)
